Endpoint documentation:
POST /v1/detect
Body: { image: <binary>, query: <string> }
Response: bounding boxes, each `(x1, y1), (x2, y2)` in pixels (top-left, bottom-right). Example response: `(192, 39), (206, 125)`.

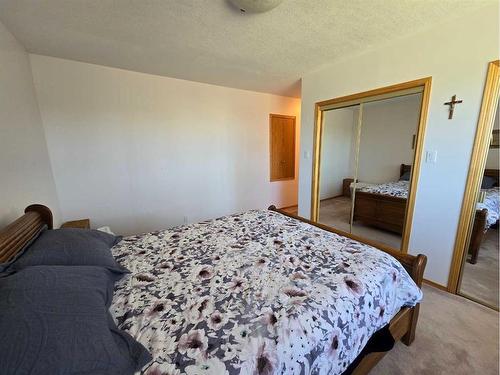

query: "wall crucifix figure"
(444, 95), (463, 119)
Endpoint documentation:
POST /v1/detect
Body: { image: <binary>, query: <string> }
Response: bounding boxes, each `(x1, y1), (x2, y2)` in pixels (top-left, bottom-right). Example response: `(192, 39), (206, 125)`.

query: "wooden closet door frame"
(269, 114), (296, 182)
(310, 77), (432, 253)
(448, 60), (500, 297)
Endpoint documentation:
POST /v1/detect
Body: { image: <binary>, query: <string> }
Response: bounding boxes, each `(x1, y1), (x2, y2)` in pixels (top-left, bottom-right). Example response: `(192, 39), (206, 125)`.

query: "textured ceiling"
(0, 0), (492, 97)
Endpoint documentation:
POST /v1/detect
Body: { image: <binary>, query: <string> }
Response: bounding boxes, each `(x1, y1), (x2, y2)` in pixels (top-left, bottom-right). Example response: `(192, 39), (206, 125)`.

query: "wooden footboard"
(352, 192), (407, 234)
(268, 205), (426, 285)
(268, 205), (427, 375)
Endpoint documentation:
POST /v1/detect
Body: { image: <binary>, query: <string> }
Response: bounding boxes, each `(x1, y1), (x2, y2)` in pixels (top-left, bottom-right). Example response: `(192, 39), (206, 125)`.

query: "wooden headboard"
(400, 164), (411, 178)
(484, 169), (500, 187)
(0, 204), (53, 263)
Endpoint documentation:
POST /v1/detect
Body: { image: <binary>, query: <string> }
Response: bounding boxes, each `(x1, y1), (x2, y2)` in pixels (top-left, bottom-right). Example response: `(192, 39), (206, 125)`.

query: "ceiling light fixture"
(228, 0), (284, 13)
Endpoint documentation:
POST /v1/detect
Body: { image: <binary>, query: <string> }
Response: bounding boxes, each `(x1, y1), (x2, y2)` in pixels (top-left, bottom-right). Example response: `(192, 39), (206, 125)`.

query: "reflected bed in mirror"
(460, 171), (499, 308)
(459, 119), (500, 309)
(313, 80), (430, 252)
(350, 164), (411, 249)
(452, 60), (500, 310)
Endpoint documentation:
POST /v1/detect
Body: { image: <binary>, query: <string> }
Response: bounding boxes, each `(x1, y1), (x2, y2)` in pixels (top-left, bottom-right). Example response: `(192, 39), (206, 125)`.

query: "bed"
(352, 165), (499, 264)
(0, 204), (427, 375)
(468, 169), (500, 264)
(351, 164), (411, 234)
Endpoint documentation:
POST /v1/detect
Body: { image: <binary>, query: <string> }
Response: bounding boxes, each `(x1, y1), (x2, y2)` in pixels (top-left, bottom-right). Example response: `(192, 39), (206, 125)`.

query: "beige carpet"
(372, 285), (499, 375)
(282, 200), (402, 249)
(460, 228), (499, 308)
(318, 196), (352, 233)
(319, 197), (402, 249)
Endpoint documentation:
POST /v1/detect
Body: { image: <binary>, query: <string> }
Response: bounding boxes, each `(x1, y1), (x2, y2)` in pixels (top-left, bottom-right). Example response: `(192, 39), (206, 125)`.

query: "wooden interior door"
(269, 114), (296, 181)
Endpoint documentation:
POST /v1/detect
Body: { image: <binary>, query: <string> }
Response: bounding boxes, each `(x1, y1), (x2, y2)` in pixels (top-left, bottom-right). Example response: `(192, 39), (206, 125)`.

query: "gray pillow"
(0, 266), (151, 375)
(481, 175), (496, 189)
(399, 171), (411, 181)
(9, 228), (127, 274)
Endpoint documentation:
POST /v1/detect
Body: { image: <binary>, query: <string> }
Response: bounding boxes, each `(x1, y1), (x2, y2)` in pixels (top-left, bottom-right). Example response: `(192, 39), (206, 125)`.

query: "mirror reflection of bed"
(318, 93), (422, 250)
(458, 101), (500, 309)
(350, 164), (411, 249)
(318, 174), (407, 250)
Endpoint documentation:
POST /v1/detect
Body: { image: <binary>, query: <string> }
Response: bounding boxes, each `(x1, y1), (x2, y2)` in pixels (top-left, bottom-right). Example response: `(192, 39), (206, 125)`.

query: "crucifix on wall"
(444, 95), (463, 119)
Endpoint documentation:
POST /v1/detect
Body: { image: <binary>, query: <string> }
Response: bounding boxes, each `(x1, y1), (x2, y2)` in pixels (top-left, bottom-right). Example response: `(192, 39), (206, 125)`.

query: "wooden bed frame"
(468, 169), (500, 264)
(269, 205), (427, 375)
(0, 204), (53, 263)
(352, 164), (410, 234)
(0, 204), (426, 375)
(352, 165), (499, 265)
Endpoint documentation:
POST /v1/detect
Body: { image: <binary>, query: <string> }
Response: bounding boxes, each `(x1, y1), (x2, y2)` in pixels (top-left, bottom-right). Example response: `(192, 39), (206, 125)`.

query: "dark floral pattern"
(476, 187), (500, 228)
(111, 210), (422, 375)
(356, 181), (409, 198)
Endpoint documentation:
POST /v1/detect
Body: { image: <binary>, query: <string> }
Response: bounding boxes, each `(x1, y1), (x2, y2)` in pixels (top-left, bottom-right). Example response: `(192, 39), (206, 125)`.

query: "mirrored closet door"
(312, 79), (431, 251)
(351, 94), (422, 249)
(455, 60), (500, 309)
(318, 105), (359, 233)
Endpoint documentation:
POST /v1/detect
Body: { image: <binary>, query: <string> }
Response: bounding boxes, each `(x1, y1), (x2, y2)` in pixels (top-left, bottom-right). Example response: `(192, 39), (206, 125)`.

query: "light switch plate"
(425, 150), (437, 164)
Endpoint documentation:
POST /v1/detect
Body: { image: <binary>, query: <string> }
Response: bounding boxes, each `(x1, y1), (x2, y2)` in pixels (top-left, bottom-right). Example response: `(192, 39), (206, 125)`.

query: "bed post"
(401, 253), (426, 345)
(401, 305), (419, 345)
(468, 208), (487, 264)
(25, 204), (53, 230)
(0, 204), (53, 263)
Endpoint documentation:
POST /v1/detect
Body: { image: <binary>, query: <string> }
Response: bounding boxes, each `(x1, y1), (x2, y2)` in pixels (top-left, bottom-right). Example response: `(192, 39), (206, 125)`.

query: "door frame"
(447, 60), (500, 296)
(310, 77), (432, 253)
(269, 113), (296, 182)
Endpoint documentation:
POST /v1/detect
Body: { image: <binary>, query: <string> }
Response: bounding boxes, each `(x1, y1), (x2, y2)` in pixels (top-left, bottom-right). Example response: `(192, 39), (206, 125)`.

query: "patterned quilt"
(111, 210), (422, 375)
(356, 180), (409, 199)
(477, 187), (500, 228)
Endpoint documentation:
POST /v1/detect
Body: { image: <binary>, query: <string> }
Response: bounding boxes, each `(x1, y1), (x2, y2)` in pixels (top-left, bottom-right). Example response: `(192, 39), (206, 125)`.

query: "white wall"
(319, 107), (356, 199)
(357, 94), (422, 183)
(298, 4), (499, 285)
(30, 55), (301, 235)
(0, 22), (60, 227)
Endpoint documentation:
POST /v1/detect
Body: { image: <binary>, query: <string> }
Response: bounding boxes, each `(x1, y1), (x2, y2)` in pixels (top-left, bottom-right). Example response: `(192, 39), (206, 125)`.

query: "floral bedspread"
(477, 187), (500, 228)
(111, 210), (422, 375)
(356, 180), (409, 199)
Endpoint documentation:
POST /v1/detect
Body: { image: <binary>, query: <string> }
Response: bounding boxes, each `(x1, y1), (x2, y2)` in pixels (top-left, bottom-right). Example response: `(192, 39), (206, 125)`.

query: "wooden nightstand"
(343, 178), (355, 197)
(60, 219), (90, 229)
